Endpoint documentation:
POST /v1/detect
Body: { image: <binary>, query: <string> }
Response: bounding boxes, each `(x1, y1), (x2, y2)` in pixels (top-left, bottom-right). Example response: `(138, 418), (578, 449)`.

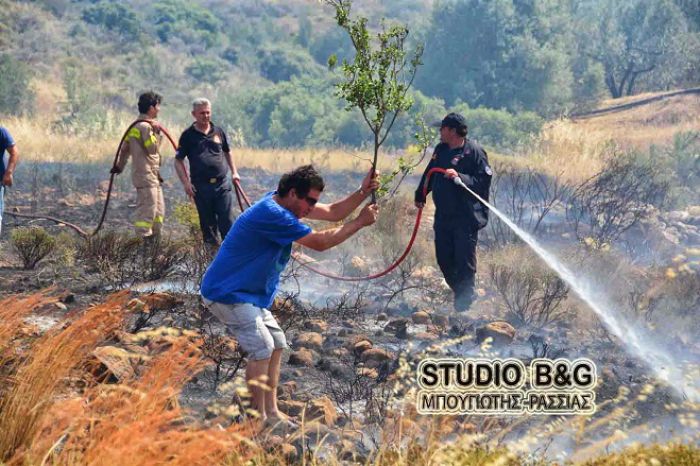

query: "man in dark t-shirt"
(175, 98), (240, 248)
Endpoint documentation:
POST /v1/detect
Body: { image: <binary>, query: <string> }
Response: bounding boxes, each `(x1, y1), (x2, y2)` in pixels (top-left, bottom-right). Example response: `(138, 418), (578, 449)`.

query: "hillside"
(2, 0), (697, 150)
(571, 89), (700, 149)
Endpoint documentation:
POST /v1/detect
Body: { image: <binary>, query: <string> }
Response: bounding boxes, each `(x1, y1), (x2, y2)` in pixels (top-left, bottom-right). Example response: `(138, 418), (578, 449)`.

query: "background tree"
(416, 0), (577, 116)
(325, 0), (424, 194)
(577, 0), (695, 98)
(0, 54), (34, 115)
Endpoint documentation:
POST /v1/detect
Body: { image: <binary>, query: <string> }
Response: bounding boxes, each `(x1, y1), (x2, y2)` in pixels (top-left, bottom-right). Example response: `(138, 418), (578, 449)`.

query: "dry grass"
(581, 443), (700, 466)
(4, 114), (177, 165)
(23, 340), (255, 466)
(0, 293), (54, 359)
(572, 93), (700, 150)
(9, 88), (695, 187)
(493, 91), (700, 184)
(0, 292), (131, 461)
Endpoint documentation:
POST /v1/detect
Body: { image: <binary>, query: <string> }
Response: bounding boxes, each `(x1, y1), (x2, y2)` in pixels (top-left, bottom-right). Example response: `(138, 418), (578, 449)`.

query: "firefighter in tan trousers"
(111, 91), (165, 238)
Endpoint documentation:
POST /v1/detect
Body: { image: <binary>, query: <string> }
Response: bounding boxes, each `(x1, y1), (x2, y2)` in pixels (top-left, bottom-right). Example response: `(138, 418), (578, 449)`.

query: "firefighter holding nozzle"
(415, 112), (493, 312)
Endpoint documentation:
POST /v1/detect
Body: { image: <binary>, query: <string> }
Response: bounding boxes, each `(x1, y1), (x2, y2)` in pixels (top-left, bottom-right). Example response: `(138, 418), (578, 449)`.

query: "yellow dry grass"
(24, 340), (255, 466)
(4, 88), (696, 190)
(0, 292), (131, 461)
(504, 91), (700, 184)
(572, 92), (700, 151)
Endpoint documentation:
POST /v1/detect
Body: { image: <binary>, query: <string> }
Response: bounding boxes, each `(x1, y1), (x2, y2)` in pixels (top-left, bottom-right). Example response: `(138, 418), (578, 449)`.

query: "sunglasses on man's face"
(303, 195), (319, 207)
(294, 189), (319, 207)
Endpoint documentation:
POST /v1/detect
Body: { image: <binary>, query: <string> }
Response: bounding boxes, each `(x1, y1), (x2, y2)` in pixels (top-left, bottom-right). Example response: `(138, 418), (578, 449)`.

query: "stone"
(667, 211), (689, 222)
(431, 314), (449, 328)
(411, 310), (431, 325)
(331, 347), (349, 359)
(141, 292), (182, 311)
(360, 348), (394, 368)
(356, 367), (379, 379)
(269, 297), (295, 326)
(385, 318), (409, 339)
(475, 321), (516, 346)
(278, 381), (297, 400)
(294, 332), (324, 351)
(414, 331), (438, 341)
(288, 348), (315, 367)
(278, 400), (306, 417)
(92, 346), (149, 381)
(352, 339), (373, 356)
(306, 396), (338, 426)
(304, 320), (328, 333)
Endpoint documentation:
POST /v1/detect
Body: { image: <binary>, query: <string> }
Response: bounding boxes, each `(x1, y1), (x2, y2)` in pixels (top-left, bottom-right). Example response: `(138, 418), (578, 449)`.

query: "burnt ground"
(1, 161), (698, 462)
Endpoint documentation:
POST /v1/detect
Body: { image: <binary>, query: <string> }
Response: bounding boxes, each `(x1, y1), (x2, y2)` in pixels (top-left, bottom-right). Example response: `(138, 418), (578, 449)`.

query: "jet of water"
(453, 177), (699, 402)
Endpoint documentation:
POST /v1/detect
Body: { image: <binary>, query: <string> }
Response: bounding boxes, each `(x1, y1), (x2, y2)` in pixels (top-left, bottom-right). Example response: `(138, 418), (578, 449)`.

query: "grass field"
(8, 89), (696, 189)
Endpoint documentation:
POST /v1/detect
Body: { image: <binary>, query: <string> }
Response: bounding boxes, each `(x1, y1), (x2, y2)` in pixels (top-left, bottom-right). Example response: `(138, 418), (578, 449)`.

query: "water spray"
(451, 176), (699, 402)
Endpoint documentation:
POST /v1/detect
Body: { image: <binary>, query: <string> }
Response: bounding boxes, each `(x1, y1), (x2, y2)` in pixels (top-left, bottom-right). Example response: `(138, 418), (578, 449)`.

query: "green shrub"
(258, 45), (321, 83)
(82, 2), (140, 37)
(0, 54), (34, 116)
(452, 104), (545, 149)
(11, 227), (56, 269)
(79, 231), (189, 288)
(664, 131), (699, 207)
(172, 202), (200, 238)
(185, 57), (228, 83)
(152, 0), (222, 47)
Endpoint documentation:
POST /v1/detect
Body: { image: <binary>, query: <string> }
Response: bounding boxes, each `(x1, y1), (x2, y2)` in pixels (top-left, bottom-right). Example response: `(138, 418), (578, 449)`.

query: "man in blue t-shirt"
(201, 164), (379, 426)
(0, 126), (19, 237)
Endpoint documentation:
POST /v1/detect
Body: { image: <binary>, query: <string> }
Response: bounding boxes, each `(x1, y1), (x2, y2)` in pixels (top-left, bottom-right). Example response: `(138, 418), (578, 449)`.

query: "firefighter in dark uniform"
(415, 113), (492, 312)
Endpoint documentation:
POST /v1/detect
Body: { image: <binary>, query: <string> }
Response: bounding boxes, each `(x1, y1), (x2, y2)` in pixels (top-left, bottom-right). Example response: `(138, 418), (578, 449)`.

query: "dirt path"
(571, 87), (700, 119)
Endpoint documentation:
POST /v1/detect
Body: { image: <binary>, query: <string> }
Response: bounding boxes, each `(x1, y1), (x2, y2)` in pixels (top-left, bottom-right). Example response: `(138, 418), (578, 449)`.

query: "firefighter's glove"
(110, 166), (122, 175)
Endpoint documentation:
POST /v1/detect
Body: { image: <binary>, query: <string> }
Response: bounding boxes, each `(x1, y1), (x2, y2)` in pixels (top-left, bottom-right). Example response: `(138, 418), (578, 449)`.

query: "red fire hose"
(233, 167), (449, 281)
(3, 119), (180, 238)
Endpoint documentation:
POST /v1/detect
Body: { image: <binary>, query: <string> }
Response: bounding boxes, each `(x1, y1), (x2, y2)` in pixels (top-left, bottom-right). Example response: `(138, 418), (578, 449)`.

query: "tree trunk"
(604, 68), (622, 98)
(371, 132), (379, 204)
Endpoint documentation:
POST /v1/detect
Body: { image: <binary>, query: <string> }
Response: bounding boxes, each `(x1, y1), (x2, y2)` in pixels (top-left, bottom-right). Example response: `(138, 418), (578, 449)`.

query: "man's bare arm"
(224, 151), (240, 180)
(174, 158), (195, 199)
(296, 203), (378, 251)
(2, 145), (18, 187)
(305, 168), (379, 222)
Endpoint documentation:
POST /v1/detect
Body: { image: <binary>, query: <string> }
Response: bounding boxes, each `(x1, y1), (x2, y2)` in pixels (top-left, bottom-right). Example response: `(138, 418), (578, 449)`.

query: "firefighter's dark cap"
(432, 112), (468, 131)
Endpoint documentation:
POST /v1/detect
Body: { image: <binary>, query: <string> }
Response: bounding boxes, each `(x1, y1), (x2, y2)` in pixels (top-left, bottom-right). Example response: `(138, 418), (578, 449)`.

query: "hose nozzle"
(453, 176), (467, 189)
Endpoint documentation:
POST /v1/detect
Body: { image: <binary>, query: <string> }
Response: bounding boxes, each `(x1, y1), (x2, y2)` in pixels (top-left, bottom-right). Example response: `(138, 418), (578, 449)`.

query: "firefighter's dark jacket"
(415, 140), (493, 229)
